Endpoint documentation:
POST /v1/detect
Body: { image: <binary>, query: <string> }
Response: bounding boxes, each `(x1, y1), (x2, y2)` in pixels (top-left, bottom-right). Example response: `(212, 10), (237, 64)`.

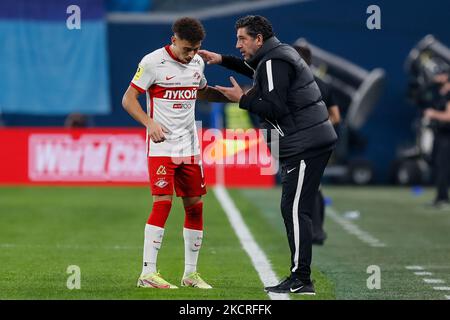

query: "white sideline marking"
(433, 287), (450, 291)
(414, 271), (432, 276)
(405, 266), (424, 270)
(423, 279), (445, 284)
(405, 266), (450, 299)
(213, 186), (290, 301)
(326, 207), (386, 247)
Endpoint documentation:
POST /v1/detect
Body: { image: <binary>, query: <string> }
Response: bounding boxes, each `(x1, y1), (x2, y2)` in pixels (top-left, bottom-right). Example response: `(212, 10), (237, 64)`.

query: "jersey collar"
(164, 45), (188, 64)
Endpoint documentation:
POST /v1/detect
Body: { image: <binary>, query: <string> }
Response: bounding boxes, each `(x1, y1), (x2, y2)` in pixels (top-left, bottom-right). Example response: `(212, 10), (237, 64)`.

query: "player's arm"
(122, 86), (149, 127)
(122, 86), (167, 143)
(328, 105), (341, 125)
(424, 101), (450, 122)
(319, 79), (341, 125)
(197, 86), (231, 102)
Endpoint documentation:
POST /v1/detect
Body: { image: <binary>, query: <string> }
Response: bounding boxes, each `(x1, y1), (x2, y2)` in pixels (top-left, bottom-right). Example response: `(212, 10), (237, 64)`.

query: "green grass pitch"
(0, 186), (449, 299)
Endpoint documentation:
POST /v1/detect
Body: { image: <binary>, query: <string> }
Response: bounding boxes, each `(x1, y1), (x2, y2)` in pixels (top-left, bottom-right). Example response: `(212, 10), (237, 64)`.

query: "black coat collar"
(247, 36), (282, 69)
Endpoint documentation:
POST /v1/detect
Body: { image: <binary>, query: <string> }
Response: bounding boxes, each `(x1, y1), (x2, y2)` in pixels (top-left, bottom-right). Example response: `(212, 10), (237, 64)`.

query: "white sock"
(183, 228), (203, 278)
(141, 224), (164, 275)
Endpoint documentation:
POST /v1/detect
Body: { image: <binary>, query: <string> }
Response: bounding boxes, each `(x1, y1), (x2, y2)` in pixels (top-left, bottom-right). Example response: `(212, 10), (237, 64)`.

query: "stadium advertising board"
(0, 128), (275, 187)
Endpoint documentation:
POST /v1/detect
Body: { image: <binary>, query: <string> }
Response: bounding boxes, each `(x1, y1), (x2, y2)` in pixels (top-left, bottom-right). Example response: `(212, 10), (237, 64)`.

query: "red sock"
(184, 202), (203, 231)
(147, 200), (172, 228)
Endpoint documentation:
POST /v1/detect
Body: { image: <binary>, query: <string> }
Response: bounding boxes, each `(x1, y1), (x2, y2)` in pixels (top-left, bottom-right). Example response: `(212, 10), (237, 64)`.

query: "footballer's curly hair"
(172, 17), (206, 43)
(235, 15), (274, 41)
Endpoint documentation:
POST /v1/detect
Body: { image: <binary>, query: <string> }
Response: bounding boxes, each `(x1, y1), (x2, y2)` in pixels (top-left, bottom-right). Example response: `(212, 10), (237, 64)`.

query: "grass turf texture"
(234, 187), (450, 300)
(1, 186), (449, 299)
(0, 187), (266, 299)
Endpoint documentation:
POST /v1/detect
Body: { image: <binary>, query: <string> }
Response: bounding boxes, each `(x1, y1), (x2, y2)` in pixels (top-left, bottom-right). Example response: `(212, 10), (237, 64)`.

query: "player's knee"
(147, 199), (172, 228)
(184, 200), (203, 230)
(182, 196), (201, 207)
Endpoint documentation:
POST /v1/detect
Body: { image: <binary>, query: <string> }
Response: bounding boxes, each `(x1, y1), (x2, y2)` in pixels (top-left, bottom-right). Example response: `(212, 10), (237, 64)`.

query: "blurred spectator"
(295, 44), (341, 126)
(295, 42), (341, 245)
(107, 0), (152, 12)
(64, 113), (89, 128)
(424, 73), (450, 209)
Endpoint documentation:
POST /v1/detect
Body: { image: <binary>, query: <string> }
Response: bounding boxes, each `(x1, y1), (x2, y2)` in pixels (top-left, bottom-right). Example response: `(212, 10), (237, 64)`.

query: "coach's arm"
(216, 60), (293, 120)
(199, 50), (254, 78)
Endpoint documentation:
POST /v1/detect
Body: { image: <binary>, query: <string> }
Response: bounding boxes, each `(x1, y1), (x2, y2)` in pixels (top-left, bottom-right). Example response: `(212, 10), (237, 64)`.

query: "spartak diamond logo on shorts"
(155, 179), (169, 188)
(156, 165), (167, 175)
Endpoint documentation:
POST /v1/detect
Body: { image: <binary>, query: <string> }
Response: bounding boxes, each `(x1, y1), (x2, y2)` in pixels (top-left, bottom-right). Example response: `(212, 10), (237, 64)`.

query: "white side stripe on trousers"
(291, 160), (306, 272)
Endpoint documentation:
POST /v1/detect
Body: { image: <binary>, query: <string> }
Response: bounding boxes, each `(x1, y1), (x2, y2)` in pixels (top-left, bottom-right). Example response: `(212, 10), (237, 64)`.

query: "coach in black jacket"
(202, 15), (337, 295)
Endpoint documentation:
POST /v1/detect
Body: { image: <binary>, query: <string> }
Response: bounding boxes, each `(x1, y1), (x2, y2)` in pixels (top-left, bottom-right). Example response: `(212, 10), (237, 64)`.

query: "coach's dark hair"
(172, 17), (206, 43)
(295, 43), (312, 66)
(235, 15), (274, 41)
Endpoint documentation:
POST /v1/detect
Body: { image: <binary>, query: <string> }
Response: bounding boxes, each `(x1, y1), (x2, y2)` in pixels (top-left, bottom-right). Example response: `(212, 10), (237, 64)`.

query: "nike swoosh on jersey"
(165, 75), (176, 80)
(287, 167), (297, 174)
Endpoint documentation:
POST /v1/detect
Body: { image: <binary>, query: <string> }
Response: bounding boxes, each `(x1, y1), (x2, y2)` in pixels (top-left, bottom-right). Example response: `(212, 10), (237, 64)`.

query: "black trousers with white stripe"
(280, 151), (332, 282)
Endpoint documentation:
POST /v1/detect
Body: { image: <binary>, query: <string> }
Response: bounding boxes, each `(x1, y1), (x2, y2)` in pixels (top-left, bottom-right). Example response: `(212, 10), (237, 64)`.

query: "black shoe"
(312, 238), (324, 245)
(425, 200), (450, 210)
(312, 231), (327, 245)
(264, 276), (315, 295)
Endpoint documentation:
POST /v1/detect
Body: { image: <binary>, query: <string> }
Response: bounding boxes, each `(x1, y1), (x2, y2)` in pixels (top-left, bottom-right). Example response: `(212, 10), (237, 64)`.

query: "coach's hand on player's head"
(148, 119), (169, 143)
(215, 77), (244, 102)
(198, 49), (222, 65)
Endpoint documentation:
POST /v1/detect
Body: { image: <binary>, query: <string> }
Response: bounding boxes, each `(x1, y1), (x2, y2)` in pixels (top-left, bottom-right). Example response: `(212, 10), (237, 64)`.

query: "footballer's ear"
(171, 35), (176, 46)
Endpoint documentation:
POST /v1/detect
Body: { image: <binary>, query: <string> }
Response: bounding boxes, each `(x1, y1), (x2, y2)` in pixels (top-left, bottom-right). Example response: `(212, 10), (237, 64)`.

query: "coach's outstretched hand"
(198, 49), (222, 65)
(215, 77), (244, 103)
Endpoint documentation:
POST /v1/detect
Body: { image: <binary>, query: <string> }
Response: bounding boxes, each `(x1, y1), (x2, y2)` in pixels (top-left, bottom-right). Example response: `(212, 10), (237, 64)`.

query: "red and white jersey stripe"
(130, 45), (207, 157)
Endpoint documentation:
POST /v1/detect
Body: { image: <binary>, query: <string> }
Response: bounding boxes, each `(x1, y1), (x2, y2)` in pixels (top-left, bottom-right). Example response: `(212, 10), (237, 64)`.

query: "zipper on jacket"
(244, 61), (256, 73)
(265, 118), (285, 137)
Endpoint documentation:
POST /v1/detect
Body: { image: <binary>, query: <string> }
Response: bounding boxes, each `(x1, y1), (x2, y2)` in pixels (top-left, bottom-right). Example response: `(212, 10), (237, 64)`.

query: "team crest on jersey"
(133, 65), (143, 81)
(156, 165), (167, 175)
(155, 179), (169, 188)
(193, 71), (201, 81)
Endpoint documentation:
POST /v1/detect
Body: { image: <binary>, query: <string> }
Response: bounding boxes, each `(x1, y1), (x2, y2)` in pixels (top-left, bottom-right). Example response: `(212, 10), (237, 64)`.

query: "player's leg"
(141, 194), (172, 274)
(138, 157), (177, 289)
(312, 188), (326, 245)
(435, 133), (450, 205)
(175, 156), (211, 289)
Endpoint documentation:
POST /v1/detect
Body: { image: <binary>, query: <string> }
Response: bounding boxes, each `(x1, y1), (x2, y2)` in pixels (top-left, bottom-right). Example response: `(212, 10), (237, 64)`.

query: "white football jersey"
(130, 45), (207, 157)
